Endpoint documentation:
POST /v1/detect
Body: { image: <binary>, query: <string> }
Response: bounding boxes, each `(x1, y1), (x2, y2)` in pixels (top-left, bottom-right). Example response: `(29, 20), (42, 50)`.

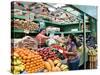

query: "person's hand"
(65, 51), (68, 54)
(65, 38), (69, 43)
(67, 45), (71, 50)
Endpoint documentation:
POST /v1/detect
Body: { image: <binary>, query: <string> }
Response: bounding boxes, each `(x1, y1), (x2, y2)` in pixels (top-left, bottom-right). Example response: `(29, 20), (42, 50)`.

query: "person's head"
(67, 34), (80, 47)
(67, 34), (75, 42)
(39, 29), (46, 34)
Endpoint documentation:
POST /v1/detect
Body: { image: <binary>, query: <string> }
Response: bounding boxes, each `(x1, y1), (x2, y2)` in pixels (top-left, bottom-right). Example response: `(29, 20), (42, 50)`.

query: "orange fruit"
(26, 59), (31, 62)
(30, 64), (33, 68)
(31, 58), (34, 61)
(23, 56), (28, 60)
(25, 65), (30, 68)
(26, 62), (30, 66)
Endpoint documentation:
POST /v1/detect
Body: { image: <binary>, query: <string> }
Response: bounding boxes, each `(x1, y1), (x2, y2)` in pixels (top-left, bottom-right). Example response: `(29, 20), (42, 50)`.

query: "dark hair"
(69, 34), (79, 47)
(39, 28), (45, 33)
(39, 28), (48, 36)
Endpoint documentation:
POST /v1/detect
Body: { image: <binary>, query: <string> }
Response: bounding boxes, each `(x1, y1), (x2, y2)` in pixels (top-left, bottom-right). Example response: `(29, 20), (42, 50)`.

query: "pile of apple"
(38, 47), (59, 61)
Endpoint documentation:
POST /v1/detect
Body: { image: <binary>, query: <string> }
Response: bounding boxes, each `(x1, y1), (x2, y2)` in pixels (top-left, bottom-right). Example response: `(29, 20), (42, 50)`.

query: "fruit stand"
(11, 1), (97, 74)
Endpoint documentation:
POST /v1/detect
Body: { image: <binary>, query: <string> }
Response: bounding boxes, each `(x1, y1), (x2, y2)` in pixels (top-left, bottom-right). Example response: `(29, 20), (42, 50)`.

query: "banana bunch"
(88, 48), (97, 56)
(54, 60), (69, 71)
(11, 53), (25, 74)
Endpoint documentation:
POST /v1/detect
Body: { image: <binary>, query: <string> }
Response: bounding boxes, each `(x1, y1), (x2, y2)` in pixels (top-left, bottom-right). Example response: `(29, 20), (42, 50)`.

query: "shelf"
(54, 31), (91, 34)
(12, 15), (90, 35)
(12, 27), (91, 34)
(12, 15), (26, 19)
(12, 15), (68, 25)
(12, 28), (38, 34)
(45, 21), (80, 26)
(12, 15), (88, 26)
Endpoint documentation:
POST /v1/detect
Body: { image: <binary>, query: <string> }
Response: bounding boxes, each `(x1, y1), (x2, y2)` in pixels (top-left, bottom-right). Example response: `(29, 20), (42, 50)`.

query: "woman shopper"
(56, 34), (80, 70)
(65, 34), (80, 70)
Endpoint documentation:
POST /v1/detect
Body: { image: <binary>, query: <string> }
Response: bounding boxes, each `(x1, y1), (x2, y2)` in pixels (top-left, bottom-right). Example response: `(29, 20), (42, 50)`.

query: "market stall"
(11, 1), (97, 74)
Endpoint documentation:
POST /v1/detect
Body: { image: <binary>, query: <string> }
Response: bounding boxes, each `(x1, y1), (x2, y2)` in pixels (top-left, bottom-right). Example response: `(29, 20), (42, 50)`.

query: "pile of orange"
(14, 48), (44, 73)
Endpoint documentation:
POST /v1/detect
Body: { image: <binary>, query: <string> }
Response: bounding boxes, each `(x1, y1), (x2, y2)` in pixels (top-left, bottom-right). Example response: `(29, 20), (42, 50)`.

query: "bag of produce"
(46, 38), (57, 46)
(15, 36), (38, 50)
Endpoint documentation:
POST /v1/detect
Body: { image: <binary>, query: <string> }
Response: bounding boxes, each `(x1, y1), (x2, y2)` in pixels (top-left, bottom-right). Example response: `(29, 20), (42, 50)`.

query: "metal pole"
(83, 13), (86, 69)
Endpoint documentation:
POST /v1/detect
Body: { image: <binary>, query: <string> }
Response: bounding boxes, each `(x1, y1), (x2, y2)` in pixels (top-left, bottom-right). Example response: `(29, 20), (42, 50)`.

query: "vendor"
(36, 29), (49, 48)
(65, 34), (80, 70)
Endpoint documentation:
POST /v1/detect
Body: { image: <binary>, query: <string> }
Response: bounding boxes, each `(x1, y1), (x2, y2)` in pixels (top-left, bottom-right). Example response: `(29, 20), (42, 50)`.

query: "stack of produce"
(14, 48), (45, 73)
(58, 43), (66, 49)
(44, 59), (69, 72)
(54, 60), (68, 71)
(51, 44), (67, 60)
(36, 14), (51, 21)
(51, 44), (66, 52)
(50, 11), (78, 23)
(11, 53), (25, 74)
(46, 26), (60, 33)
(37, 47), (59, 61)
(13, 19), (39, 31)
(12, 9), (23, 16)
(88, 48), (97, 69)
(15, 36), (38, 50)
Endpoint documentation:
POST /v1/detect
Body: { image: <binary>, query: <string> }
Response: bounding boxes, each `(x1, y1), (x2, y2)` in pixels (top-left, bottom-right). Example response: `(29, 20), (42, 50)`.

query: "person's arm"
(56, 38), (65, 43)
(39, 34), (49, 39)
(66, 45), (77, 56)
(55, 37), (67, 44)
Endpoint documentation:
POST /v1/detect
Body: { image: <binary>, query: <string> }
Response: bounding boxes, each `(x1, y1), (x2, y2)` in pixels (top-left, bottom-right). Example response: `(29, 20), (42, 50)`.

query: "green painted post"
(83, 13), (86, 69)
